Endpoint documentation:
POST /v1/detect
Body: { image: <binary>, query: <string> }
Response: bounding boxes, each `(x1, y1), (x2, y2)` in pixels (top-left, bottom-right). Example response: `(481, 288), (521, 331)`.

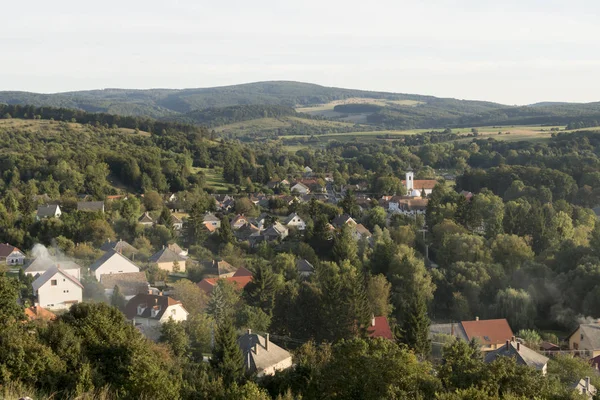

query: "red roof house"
(367, 316), (393, 340)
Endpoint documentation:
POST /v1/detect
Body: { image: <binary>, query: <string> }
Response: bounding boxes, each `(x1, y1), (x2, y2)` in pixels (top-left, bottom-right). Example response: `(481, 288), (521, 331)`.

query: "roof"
(197, 276), (253, 294)
(204, 222), (217, 232)
(100, 239), (138, 254)
(100, 272), (149, 297)
(238, 332), (292, 373)
(332, 214), (356, 228)
(25, 258), (81, 274)
(461, 318), (514, 346)
(149, 247), (186, 263)
(572, 378), (597, 396)
(354, 223), (372, 238)
(402, 179), (438, 190)
(429, 323), (469, 341)
(484, 341), (549, 371)
(171, 214), (183, 224)
(36, 204), (60, 217)
(568, 324), (600, 350)
(296, 259), (314, 273)
(0, 243), (23, 258)
(167, 243), (186, 255)
(540, 341), (560, 351)
(291, 182), (310, 191)
(24, 306), (56, 321)
(77, 201), (105, 211)
(138, 212), (154, 223)
(283, 213), (304, 225)
(203, 213), (220, 222)
(90, 249), (138, 272)
(233, 266), (253, 277)
(32, 266), (83, 291)
(124, 294), (186, 320)
(202, 259), (237, 276)
(368, 316), (394, 340)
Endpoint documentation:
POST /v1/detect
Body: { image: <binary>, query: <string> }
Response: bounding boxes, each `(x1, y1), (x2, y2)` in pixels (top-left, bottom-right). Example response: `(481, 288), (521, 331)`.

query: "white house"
(282, 213), (306, 230)
(32, 265), (83, 310)
(138, 212), (154, 227)
(36, 204), (62, 220)
(291, 183), (310, 195)
(171, 214), (183, 230)
(24, 258), (81, 281)
(89, 249), (140, 281)
(0, 243), (26, 266)
(203, 213), (221, 229)
(238, 330), (293, 377)
(124, 293), (189, 340)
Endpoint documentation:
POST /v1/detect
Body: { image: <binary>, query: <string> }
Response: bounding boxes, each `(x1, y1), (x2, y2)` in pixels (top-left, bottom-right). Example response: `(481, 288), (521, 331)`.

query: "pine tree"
(211, 317), (244, 385)
(399, 294), (431, 358)
(339, 189), (360, 217)
(219, 216), (235, 244)
(158, 206), (174, 232)
(332, 224), (358, 265)
(244, 263), (279, 316)
(0, 272), (24, 322)
(185, 201), (207, 246)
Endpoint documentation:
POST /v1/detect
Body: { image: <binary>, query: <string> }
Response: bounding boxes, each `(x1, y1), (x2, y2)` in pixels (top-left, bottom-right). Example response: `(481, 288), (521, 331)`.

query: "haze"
(3, 0), (600, 104)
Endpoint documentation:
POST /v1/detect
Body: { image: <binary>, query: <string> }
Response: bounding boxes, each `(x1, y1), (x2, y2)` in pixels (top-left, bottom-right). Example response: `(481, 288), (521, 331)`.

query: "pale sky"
(2, 0), (600, 104)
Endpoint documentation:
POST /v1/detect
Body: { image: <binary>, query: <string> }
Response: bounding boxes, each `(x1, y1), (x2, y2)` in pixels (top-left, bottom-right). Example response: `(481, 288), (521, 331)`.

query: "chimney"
(266, 333), (270, 351)
(517, 342), (521, 352)
(371, 315), (376, 327)
(254, 343), (259, 355)
(154, 298), (158, 305)
(475, 316), (479, 321)
(247, 329), (251, 335)
(586, 377), (591, 391)
(506, 340), (510, 348)
(148, 289), (153, 295)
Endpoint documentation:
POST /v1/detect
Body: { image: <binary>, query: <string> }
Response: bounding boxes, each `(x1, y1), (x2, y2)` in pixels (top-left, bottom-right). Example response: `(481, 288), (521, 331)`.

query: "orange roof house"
(367, 316), (393, 340)
(461, 318), (514, 351)
(197, 276), (253, 295)
(24, 305), (57, 321)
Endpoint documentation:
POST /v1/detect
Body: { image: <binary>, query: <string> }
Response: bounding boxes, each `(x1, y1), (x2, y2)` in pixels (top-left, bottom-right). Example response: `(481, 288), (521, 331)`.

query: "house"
(32, 265), (83, 310)
(331, 214), (357, 229)
(201, 259), (237, 278)
(233, 266), (253, 277)
(0, 243), (26, 266)
(303, 166), (313, 175)
(572, 377), (597, 398)
(429, 318), (514, 352)
(100, 239), (138, 258)
(24, 305), (57, 321)
(367, 316), (394, 340)
(251, 213), (270, 229)
(353, 224), (372, 241)
(540, 341), (560, 352)
(167, 243), (188, 258)
(24, 258), (81, 281)
(296, 259), (315, 277)
(402, 170), (436, 196)
(124, 293), (189, 340)
(106, 194), (128, 201)
(100, 271), (149, 300)
(89, 249), (140, 281)
(138, 212), (154, 227)
(231, 215), (250, 230)
(77, 201), (105, 213)
(203, 213), (221, 229)
(149, 247), (187, 272)
(171, 214), (183, 230)
(388, 196), (429, 214)
(197, 275), (253, 295)
(235, 223), (261, 241)
(165, 193), (177, 203)
(282, 213), (306, 230)
(460, 190), (474, 201)
(291, 182), (310, 195)
(213, 194), (234, 211)
(238, 329), (293, 377)
(263, 222), (289, 241)
(204, 222), (218, 234)
(36, 204), (62, 220)
(567, 323), (600, 358)
(484, 340), (549, 375)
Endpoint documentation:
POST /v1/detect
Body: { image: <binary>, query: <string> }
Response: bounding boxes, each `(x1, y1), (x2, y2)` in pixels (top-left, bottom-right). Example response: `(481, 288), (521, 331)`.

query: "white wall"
(37, 272), (82, 310)
(159, 304), (189, 323)
(95, 253), (140, 280)
(6, 251), (25, 265)
(259, 357), (293, 377)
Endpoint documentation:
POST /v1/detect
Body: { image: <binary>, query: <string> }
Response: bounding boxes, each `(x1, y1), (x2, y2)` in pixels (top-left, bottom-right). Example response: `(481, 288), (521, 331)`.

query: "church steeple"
(405, 166), (414, 191)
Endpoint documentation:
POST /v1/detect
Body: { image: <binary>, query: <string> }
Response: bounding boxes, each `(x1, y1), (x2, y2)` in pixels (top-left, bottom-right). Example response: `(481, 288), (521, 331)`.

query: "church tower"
(405, 167), (414, 192)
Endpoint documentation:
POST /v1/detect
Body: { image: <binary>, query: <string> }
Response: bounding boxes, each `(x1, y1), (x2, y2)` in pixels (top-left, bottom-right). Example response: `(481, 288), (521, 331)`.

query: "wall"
(159, 305), (188, 323)
(95, 254), (140, 280)
(37, 273), (82, 310)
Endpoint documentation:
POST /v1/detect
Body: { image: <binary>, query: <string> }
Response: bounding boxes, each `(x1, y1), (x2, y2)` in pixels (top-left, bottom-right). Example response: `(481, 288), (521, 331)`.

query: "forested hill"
(168, 104), (300, 127)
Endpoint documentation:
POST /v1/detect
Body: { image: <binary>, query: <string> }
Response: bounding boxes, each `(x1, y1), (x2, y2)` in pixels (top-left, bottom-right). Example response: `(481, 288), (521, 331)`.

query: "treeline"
(0, 104), (203, 135)
(333, 103), (383, 113)
(171, 105), (299, 127)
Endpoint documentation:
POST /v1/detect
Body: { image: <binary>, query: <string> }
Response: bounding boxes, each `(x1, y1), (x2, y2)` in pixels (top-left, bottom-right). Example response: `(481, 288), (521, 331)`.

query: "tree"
(158, 206), (174, 231)
(85, 219), (116, 247)
(219, 216), (235, 245)
(110, 285), (126, 311)
(338, 189), (360, 217)
(235, 197), (257, 216)
(143, 190), (163, 211)
(185, 201), (208, 246)
(366, 274), (393, 317)
(400, 294), (431, 358)
(493, 288), (536, 331)
(516, 329), (541, 349)
(438, 339), (484, 391)
(159, 319), (189, 357)
(207, 280), (241, 325)
(172, 279), (208, 316)
(332, 224), (358, 265)
(366, 206), (387, 231)
(211, 317), (244, 385)
(0, 272), (24, 322)
(490, 234), (534, 273)
(244, 263), (281, 316)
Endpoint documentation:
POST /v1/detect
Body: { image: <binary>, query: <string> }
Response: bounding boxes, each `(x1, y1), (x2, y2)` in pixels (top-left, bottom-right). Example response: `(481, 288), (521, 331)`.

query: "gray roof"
(25, 258), (81, 274)
(238, 332), (292, 374)
(32, 265), (83, 291)
(149, 247), (185, 263)
(572, 378), (597, 396)
(203, 213), (220, 222)
(100, 272), (149, 297)
(296, 259), (314, 273)
(36, 204), (60, 218)
(283, 213), (303, 225)
(573, 324), (600, 350)
(332, 214), (355, 228)
(202, 259), (237, 276)
(167, 243), (186, 255)
(429, 323), (468, 341)
(138, 212), (154, 223)
(77, 201), (105, 212)
(90, 249), (138, 272)
(484, 341), (549, 371)
(124, 294), (186, 320)
(100, 239), (138, 254)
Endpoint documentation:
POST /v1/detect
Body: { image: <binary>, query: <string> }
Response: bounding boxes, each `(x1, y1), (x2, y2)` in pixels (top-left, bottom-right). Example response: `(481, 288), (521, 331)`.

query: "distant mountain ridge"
(1, 81), (600, 130)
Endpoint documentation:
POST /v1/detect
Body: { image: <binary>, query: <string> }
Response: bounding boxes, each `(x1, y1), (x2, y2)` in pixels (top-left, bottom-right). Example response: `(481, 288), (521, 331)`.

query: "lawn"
(195, 167), (231, 192)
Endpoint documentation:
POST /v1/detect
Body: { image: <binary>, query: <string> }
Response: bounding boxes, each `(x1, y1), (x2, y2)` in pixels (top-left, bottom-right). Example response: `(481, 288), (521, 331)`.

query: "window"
(63, 290), (69, 293)
(51, 279), (57, 286)
(581, 333), (584, 341)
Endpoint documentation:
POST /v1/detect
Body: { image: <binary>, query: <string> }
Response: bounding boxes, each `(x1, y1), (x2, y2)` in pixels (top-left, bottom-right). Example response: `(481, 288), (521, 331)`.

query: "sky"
(2, 0), (600, 104)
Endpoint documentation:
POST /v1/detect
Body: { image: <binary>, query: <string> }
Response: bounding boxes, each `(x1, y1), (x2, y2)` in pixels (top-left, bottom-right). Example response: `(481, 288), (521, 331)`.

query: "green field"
(0, 118), (151, 136)
(195, 167), (231, 192)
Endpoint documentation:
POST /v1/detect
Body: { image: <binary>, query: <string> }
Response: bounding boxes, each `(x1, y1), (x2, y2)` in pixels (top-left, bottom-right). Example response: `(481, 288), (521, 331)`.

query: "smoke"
(31, 243), (52, 261)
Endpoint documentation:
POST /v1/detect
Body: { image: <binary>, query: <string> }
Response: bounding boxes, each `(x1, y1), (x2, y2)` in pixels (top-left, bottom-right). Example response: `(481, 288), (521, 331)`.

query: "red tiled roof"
(197, 276), (253, 294)
(402, 179), (437, 190)
(24, 306), (56, 321)
(204, 222), (217, 232)
(460, 318), (514, 346)
(233, 266), (253, 277)
(368, 316), (393, 340)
